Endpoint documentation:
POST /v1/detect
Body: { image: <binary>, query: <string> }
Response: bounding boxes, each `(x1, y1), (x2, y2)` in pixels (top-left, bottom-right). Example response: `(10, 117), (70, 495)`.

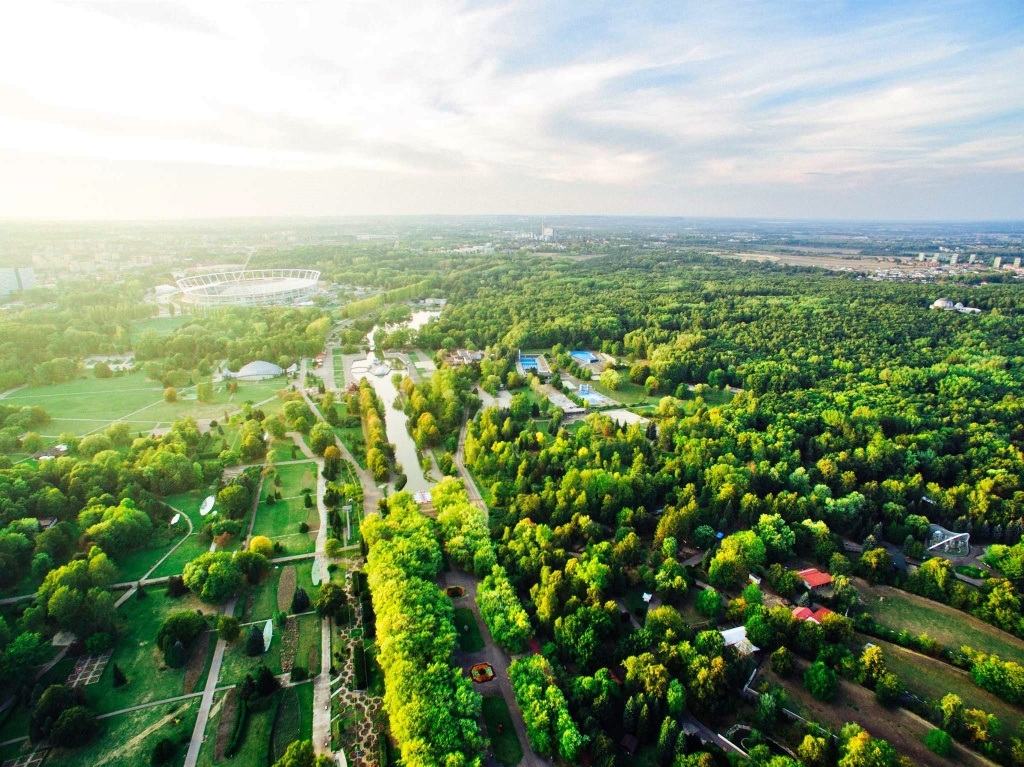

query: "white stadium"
(176, 269), (320, 306)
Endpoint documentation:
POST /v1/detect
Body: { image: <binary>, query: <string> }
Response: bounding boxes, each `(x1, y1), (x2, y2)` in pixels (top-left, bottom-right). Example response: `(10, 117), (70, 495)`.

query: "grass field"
(254, 462), (318, 555)
(149, 488), (220, 579)
(87, 587), (218, 714)
(482, 695), (524, 766)
(271, 685), (304, 762)
(856, 578), (1024, 664)
(111, 512), (192, 582)
(865, 635), (1024, 738)
(5, 371), (285, 438)
(454, 607), (484, 652)
(47, 698), (199, 767)
(220, 613), (321, 686)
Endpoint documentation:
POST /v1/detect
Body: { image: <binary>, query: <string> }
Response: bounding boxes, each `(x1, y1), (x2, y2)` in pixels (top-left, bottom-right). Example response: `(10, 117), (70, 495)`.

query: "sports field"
(3, 372), (285, 438)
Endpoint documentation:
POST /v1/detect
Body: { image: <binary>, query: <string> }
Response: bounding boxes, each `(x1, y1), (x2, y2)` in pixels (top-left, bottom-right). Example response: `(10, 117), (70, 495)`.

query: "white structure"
(177, 269), (320, 306)
(931, 298), (981, 314)
(720, 626), (759, 655)
(227, 361), (284, 381)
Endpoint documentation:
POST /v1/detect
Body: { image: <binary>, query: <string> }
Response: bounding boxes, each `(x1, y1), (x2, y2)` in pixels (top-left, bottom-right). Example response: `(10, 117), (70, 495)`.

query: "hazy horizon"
(2, 1), (1022, 221)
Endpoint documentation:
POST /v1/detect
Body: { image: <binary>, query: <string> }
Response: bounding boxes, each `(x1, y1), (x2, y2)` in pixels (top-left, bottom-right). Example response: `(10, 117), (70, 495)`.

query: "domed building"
(226, 360), (284, 381)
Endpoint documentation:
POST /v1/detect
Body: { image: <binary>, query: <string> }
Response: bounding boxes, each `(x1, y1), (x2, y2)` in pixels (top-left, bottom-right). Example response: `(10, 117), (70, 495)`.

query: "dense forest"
(1, 242), (1024, 767)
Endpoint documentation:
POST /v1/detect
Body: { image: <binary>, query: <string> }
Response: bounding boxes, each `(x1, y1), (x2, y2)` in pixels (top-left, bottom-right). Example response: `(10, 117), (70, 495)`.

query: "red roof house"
(791, 605), (834, 624)
(798, 568), (832, 590)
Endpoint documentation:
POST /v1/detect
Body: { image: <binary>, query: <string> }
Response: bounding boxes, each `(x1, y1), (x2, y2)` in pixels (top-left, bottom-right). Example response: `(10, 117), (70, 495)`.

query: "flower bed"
(470, 663), (495, 683)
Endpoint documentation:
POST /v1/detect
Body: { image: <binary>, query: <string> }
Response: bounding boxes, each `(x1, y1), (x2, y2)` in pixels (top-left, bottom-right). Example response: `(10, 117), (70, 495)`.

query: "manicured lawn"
(453, 607), (484, 652)
(332, 402), (367, 468)
(866, 636), (1024, 739)
(112, 512), (192, 582)
(268, 436), (299, 463)
(271, 685), (304, 763)
(222, 691), (278, 766)
(253, 499), (317, 555)
(86, 587), (218, 714)
(856, 578), (1024, 664)
(296, 679), (314, 739)
(482, 694), (524, 767)
(266, 462), (317, 499)
(47, 698), (198, 767)
(254, 462), (318, 554)
(7, 372), (284, 437)
(295, 613), (323, 676)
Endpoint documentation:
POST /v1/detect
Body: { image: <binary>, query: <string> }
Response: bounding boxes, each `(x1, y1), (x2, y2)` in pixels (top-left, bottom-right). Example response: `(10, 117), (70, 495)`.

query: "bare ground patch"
(214, 688), (238, 760)
(280, 620), (299, 672)
(278, 565), (297, 613)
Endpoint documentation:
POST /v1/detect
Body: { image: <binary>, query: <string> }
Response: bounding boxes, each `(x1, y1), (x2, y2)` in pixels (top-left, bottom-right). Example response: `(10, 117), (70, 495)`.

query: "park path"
(183, 461), (265, 767)
(441, 569), (543, 767)
(182, 595), (237, 767)
(454, 412), (487, 516)
(288, 429), (335, 757)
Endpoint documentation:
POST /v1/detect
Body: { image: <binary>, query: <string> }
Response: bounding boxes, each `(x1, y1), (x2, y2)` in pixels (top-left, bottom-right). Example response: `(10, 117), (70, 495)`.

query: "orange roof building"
(798, 568), (832, 590)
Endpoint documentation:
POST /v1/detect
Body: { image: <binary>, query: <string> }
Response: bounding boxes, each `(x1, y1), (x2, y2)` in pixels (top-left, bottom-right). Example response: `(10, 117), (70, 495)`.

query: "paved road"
(442, 569), (543, 767)
(182, 595), (237, 767)
(683, 713), (746, 756)
(321, 345), (338, 391)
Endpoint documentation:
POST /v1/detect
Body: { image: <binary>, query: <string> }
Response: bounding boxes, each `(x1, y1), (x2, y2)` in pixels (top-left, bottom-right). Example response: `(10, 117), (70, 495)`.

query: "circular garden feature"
(470, 663), (495, 683)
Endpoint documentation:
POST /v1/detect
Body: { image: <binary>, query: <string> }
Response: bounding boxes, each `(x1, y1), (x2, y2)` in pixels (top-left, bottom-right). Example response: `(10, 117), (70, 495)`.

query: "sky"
(0, 1), (1022, 220)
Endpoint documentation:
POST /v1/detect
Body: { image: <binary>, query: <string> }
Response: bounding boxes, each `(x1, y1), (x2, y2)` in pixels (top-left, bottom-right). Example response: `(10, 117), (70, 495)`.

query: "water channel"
(350, 310), (440, 496)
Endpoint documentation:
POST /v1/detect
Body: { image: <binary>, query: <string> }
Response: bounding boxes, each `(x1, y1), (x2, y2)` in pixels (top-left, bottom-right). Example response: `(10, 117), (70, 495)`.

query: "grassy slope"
(856, 578), (1024, 664)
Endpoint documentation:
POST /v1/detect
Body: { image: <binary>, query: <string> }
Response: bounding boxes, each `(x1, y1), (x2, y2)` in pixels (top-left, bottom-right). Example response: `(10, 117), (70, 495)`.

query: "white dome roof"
(236, 360), (283, 377)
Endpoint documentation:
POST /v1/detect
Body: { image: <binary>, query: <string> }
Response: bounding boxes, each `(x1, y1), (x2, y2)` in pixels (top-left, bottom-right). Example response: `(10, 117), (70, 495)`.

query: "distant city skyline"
(1, 1), (1022, 220)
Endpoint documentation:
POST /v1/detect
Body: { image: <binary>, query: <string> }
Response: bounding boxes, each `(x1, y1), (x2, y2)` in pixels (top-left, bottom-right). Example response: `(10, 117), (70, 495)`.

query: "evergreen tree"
(245, 624), (265, 656)
(112, 663), (128, 688)
(656, 717), (680, 765)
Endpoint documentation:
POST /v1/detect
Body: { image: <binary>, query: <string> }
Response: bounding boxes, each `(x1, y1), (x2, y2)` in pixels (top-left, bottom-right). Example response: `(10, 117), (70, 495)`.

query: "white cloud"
(0, 1), (1020, 217)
